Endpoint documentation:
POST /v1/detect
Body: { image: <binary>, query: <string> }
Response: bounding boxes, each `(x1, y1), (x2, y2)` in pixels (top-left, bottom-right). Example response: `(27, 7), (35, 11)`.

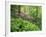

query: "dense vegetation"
(11, 5), (42, 32)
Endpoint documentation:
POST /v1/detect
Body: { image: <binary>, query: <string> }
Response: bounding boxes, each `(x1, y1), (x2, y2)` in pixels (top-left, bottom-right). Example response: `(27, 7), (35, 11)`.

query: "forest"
(11, 5), (42, 32)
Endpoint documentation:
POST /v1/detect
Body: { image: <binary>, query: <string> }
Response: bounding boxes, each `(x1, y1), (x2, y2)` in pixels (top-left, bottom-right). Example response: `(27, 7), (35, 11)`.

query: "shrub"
(11, 18), (40, 32)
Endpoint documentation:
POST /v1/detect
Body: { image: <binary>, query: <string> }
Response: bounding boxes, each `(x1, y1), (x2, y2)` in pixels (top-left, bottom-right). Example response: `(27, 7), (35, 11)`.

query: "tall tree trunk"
(18, 5), (21, 16)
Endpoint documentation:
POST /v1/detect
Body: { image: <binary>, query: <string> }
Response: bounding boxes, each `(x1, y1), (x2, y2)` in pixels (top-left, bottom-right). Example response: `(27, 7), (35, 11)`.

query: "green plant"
(11, 18), (40, 32)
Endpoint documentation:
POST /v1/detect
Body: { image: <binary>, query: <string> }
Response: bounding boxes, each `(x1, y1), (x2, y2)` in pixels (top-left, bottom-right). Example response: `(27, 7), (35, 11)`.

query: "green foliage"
(11, 18), (40, 32)
(11, 5), (42, 32)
